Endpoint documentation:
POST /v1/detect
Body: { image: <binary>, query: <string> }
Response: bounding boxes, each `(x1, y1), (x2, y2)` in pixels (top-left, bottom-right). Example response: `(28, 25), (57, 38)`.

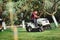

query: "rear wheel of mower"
(47, 25), (51, 30)
(39, 26), (44, 32)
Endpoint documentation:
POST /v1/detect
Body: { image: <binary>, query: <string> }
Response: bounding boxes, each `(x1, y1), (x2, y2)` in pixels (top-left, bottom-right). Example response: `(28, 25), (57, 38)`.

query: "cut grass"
(18, 28), (60, 40)
(0, 23), (60, 40)
(0, 28), (60, 40)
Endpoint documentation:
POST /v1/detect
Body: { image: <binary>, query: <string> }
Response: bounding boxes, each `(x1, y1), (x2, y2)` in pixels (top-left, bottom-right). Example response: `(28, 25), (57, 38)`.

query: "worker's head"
(33, 10), (38, 15)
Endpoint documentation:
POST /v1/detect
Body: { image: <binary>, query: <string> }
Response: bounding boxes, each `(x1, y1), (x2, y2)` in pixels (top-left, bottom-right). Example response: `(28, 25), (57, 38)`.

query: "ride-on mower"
(25, 18), (51, 32)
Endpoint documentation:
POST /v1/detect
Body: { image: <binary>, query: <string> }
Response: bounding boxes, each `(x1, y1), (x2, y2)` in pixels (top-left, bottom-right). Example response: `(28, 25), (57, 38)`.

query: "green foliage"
(12, 0), (19, 2)
(44, 0), (53, 10)
(1, 0), (60, 25)
(42, 0), (60, 16)
(0, 0), (3, 3)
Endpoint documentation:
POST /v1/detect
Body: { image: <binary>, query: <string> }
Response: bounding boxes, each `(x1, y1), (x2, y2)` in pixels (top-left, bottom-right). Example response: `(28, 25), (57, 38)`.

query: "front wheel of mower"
(26, 26), (32, 32)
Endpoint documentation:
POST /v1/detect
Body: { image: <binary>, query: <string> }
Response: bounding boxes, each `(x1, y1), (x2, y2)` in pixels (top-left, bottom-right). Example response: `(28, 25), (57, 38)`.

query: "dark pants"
(0, 20), (2, 30)
(32, 18), (38, 27)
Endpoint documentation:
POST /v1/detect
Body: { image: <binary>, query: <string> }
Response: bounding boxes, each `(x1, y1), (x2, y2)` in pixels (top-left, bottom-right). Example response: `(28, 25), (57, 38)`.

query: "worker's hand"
(37, 16), (39, 18)
(38, 16), (40, 18)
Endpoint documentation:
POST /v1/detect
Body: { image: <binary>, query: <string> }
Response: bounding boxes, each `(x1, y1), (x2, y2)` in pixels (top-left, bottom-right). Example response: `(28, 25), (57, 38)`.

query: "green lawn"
(0, 23), (60, 40)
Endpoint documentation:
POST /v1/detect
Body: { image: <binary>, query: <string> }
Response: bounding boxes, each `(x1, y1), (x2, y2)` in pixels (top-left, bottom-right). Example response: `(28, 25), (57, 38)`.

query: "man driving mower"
(31, 10), (39, 27)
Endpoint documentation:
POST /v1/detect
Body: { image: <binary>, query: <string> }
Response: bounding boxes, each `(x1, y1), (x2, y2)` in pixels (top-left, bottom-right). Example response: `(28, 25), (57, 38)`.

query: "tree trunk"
(52, 15), (58, 27)
(2, 21), (6, 30)
(22, 20), (25, 28)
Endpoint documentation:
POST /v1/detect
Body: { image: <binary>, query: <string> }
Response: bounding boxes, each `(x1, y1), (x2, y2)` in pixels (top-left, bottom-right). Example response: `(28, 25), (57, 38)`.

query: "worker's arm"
(34, 14), (39, 18)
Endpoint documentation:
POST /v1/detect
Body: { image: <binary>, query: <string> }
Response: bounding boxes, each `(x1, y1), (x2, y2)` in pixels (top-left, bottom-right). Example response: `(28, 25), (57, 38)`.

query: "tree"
(43, 0), (60, 27)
